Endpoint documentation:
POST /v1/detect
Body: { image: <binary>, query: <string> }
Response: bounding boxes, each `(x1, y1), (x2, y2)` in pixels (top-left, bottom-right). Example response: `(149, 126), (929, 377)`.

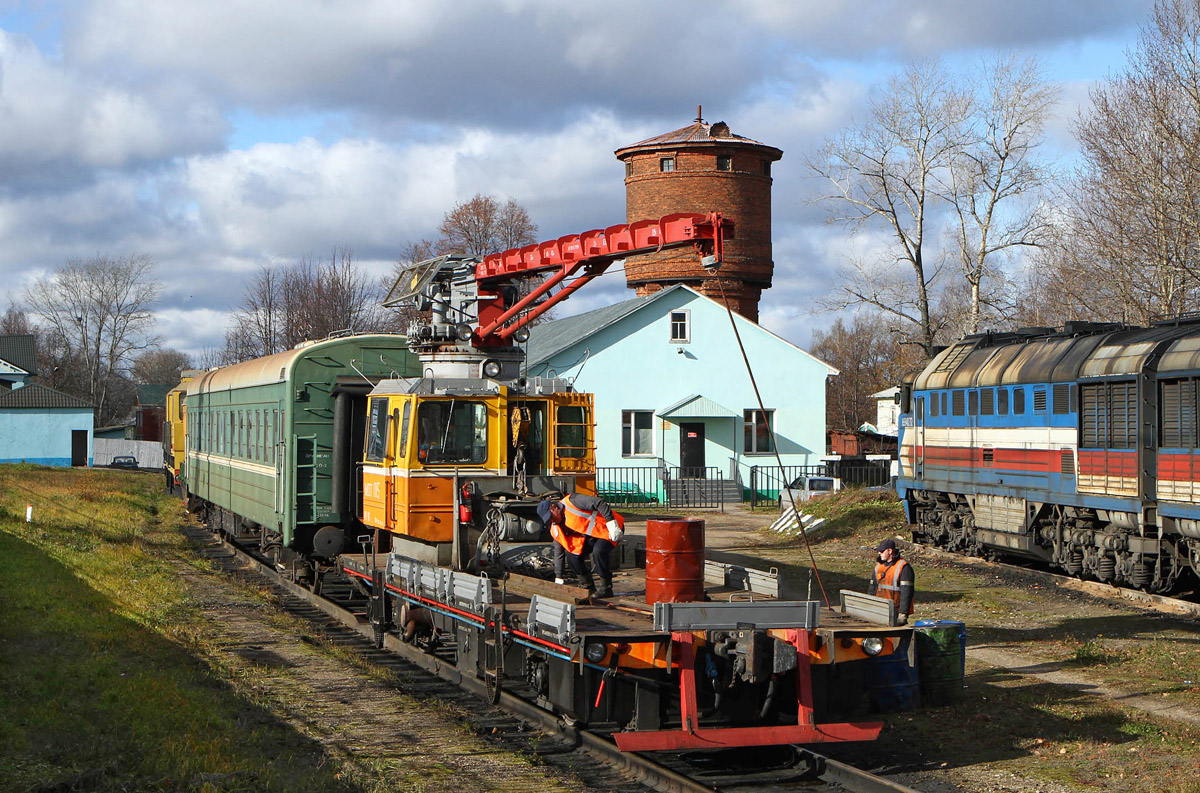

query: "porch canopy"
(658, 393), (741, 420)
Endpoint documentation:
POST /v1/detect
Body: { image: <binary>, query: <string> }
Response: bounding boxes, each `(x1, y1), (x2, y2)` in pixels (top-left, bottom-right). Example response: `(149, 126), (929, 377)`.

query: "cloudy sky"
(0, 0), (1153, 359)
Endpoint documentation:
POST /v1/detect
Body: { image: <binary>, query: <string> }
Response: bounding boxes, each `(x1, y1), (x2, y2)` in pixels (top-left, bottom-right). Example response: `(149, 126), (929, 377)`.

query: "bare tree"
(809, 61), (971, 356)
(947, 54), (1058, 333)
(25, 254), (161, 422)
(811, 313), (929, 430)
(131, 348), (192, 385)
(1049, 0), (1200, 323)
(811, 57), (1059, 348)
(225, 247), (384, 362)
(438, 194), (538, 257)
(1, 303), (36, 336)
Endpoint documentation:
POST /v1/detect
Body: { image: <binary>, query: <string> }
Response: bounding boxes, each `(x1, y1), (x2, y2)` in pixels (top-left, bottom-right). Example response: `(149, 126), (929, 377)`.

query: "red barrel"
(645, 518), (705, 603)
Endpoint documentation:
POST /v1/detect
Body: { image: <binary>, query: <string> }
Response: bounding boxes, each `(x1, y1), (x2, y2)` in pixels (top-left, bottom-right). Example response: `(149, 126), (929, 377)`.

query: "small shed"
(0, 383), (95, 466)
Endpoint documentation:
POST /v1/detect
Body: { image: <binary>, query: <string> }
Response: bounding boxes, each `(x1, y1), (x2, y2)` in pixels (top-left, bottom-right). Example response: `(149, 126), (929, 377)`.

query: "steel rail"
(796, 749), (926, 793)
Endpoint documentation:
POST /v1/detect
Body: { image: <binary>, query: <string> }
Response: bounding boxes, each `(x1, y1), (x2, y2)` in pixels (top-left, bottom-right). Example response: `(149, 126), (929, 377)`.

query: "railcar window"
(968, 390), (979, 416)
(365, 399), (389, 463)
(556, 405), (589, 459)
(941, 393), (947, 415)
(998, 388), (1009, 415)
(930, 392), (939, 417)
(1014, 388), (1026, 414)
(418, 400), (488, 464)
(952, 390), (965, 416)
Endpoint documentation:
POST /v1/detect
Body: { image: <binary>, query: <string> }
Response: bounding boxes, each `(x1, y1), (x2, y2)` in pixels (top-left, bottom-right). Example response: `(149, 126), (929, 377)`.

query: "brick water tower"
(615, 108), (782, 320)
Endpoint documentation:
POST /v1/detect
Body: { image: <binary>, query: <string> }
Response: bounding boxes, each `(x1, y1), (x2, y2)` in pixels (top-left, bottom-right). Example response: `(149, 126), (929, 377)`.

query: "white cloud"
(0, 31), (224, 185)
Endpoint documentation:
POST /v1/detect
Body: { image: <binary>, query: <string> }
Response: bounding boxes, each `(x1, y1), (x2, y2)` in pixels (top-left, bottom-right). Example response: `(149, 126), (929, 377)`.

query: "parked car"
(109, 455), (139, 469)
(778, 475), (841, 511)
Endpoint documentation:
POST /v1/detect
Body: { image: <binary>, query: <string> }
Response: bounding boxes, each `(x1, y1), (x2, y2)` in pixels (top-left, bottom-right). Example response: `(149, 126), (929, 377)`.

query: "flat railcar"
(897, 321), (1200, 592)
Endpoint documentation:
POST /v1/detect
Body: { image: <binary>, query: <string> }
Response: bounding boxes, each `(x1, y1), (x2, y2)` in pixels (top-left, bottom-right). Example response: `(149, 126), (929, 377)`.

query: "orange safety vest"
(873, 557), (914, 614)
(549, 494), (624, 555)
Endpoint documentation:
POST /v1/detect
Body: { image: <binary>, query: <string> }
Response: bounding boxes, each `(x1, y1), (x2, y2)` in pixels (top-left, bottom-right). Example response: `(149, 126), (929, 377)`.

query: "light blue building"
(0, 335), (94, 466)
(524, 285), (835, 500)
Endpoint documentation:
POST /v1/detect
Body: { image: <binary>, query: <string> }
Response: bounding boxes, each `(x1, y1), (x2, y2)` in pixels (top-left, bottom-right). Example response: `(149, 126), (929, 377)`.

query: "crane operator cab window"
(418, 400), (489, 465)
(556, 405), (588, 459)
(365, 398), (389, 463)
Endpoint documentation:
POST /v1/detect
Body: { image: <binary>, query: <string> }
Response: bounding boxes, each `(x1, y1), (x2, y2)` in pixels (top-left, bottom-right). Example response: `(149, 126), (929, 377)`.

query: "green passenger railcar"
(183, 334), (418, 563)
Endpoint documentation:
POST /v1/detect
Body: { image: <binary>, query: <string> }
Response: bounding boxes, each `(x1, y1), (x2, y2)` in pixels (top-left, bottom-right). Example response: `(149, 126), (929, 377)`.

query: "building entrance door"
(71, 430), (88, 467)
(679, 422), (705, 477)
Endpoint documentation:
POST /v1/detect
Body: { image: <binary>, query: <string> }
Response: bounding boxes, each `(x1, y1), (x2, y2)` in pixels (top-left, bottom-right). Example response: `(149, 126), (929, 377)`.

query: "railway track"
(191, 521), (927, 793)
(902, 537), (1200, 619)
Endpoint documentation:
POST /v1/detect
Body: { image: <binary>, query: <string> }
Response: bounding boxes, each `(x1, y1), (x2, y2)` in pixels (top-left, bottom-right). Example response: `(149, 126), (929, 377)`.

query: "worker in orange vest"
(538, 494), (624, 598)
(867, 538), (914, 624)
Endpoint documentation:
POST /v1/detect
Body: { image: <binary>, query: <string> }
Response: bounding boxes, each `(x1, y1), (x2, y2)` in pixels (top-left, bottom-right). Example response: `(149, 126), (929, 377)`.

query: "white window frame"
(622, 410), (655, 457)
(669, 309), (690, 343)
(743, 408), (775, 454)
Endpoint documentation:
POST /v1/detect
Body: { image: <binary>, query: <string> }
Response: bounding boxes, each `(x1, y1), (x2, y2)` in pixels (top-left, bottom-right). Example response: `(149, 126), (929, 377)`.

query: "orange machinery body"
(359, 382), (595, 543)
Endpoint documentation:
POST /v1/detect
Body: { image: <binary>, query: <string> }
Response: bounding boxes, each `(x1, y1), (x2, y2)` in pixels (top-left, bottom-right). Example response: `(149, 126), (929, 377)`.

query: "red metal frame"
(473, 212), (731, 345)
(612, 630), (883, 752)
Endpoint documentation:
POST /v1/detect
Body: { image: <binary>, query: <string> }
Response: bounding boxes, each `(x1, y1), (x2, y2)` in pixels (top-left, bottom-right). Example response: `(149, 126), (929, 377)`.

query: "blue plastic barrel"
(913, 620), (967, 705)
(865, 640), (919, 713)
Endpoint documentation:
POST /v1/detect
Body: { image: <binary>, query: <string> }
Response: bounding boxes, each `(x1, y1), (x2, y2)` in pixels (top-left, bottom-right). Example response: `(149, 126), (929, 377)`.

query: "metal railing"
(747, 461), (894, 508)
(595, 464), (727, 509)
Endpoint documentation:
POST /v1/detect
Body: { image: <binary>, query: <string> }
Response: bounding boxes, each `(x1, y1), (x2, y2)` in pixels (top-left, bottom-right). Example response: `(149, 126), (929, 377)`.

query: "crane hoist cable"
(710, 275), (831, 608)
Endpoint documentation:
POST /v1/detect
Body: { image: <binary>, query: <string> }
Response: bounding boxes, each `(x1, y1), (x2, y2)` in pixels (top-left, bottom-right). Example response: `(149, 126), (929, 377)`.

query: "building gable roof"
(0, 383), (93, 410)
(525, 284), (837, 375)
(0, 335), (37, 375)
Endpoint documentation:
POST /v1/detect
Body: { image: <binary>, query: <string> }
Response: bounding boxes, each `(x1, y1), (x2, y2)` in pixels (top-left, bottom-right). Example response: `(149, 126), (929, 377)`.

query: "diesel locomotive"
(896, 319), (1200, 593)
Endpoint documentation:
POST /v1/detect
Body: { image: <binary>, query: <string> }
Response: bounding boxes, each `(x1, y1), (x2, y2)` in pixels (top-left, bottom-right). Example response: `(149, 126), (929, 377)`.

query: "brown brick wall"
(617, 144), (778, 321)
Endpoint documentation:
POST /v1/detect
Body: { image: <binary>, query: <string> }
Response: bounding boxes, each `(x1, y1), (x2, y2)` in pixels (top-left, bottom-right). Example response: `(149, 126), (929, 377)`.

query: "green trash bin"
(913, 620), (966, 705)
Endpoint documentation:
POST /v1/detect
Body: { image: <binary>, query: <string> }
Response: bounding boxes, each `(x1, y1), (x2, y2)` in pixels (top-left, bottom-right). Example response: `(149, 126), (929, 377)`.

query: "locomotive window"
(929, 392), (939, 417)
(941, 393), (947, 415)
(418, 400), (488, 465)
(1014, 388), (1026, 414)
(998, 388), (1009, 415)
(981, 388), (994, 416)
(968, 390), (979, 416)
(951, 390), (965, 416)
(365, 398), (389, 463)
(556, 404), (589, 459)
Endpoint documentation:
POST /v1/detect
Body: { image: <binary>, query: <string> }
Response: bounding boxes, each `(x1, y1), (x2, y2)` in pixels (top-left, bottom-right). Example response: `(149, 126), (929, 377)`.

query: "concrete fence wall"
(93, 438), (161, 468)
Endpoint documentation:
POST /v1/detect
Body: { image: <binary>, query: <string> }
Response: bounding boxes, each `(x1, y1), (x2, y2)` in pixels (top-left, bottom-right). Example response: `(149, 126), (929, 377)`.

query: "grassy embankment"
(762, 488), (1200, 792)
(0, 464), (357, 793)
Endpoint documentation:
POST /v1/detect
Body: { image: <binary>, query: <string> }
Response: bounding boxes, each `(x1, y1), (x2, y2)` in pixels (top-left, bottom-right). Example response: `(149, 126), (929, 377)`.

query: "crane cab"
(358, 376), (595, 561)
